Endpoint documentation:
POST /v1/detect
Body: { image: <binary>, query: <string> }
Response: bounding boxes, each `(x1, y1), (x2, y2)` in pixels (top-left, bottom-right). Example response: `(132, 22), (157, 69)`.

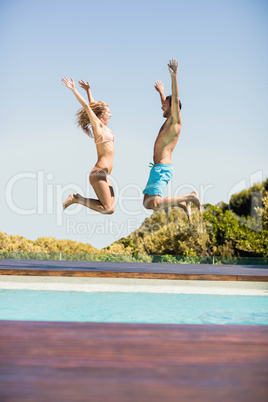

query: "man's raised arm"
(154, 80), (166, 105)
(168, 59), (181, 125)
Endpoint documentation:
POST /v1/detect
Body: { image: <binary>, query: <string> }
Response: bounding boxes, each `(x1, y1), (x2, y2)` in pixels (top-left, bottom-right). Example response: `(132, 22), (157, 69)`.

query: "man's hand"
(168, 59), (178, 76)
(62, 76), (75, 91)
(154, 80), (164, 94)
(78, 79), (91, 91)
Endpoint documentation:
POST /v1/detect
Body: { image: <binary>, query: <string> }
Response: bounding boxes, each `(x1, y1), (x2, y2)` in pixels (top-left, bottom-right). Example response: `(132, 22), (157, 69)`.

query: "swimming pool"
(1, 284), (267, 325)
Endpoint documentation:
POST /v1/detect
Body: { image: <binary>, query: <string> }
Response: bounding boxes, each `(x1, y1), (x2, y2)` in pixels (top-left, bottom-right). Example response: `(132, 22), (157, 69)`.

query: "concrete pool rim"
(1, 276), (268, 296)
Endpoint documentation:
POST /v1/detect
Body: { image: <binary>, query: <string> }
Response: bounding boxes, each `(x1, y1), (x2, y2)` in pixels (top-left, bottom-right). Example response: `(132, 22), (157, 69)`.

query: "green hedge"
(0, 251), (267, 265)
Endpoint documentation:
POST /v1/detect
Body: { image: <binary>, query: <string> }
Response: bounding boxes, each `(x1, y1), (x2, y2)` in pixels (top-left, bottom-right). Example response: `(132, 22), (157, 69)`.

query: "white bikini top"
(95, 127), (115, 145)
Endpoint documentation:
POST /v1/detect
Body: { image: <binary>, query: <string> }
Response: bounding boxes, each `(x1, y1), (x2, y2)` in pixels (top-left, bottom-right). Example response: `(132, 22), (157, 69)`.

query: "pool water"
(0, 289), (267, 325)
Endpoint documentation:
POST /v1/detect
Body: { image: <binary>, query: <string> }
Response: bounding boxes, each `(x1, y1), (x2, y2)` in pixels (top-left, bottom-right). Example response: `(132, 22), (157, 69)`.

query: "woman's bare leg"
(63, 193), (113, 213)
(89, 171), (115, 214)
(63, 171), (115, 214)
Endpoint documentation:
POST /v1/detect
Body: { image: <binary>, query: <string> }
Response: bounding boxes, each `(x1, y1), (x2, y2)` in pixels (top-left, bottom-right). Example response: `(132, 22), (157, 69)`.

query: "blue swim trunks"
(143, 164), (174, 197)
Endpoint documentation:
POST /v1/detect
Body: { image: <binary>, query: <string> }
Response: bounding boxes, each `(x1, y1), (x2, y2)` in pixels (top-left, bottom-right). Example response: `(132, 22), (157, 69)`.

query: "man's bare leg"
(144, 191), (201, 215)
(63, 193), (114, 214)
(158, 191), (201, 211)
(178, 201), (191, 222)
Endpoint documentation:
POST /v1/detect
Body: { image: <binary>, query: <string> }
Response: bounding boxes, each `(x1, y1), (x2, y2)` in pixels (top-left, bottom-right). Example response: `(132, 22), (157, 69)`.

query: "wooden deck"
(0, 259), (268, 401)
(0, 321), (267, 401)
(1, 258), (268, 281)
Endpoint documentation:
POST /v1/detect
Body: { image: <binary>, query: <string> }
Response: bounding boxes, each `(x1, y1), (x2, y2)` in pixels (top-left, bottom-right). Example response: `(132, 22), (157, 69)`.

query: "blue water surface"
(0, 289), (267, 325)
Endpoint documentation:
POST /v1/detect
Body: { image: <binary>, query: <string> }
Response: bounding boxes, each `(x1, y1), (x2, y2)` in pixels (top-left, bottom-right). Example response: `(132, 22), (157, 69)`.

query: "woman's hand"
(154, 80), (164, 93)
(78, 79), (91, 91)
(168, 59), (178, 76)
(62, 76), (75, 91)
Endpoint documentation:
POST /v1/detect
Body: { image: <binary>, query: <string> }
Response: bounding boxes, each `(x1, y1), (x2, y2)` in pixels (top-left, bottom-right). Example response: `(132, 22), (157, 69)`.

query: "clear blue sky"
(1, 0), (267, 249)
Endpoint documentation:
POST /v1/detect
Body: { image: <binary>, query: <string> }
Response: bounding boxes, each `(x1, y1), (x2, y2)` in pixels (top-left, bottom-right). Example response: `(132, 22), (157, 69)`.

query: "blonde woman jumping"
(62, 77), (115, 214)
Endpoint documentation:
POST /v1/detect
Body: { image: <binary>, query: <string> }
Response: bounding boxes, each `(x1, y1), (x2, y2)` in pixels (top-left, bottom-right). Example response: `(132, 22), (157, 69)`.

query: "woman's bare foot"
(189, 191), (202, 212)
(179, 201), (191, 222)
(63, 193), (79, 210)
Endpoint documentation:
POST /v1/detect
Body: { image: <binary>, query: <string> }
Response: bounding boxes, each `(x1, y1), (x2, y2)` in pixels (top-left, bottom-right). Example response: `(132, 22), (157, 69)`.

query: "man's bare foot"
(63, 193), (79, 210)
(189, 191), (202, 212)
(179, 201), (191, 222)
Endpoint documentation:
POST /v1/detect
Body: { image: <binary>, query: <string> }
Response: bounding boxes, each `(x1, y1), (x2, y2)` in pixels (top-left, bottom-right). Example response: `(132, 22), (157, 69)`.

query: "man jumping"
(143, 59), (201, 221)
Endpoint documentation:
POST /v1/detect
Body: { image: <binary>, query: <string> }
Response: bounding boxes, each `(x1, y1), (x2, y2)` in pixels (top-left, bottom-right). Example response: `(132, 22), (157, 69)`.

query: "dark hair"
(166, 95), (182, 110)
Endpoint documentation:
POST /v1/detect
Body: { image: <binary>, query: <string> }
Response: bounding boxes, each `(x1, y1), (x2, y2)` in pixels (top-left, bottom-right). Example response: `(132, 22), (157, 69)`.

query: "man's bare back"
(154, 118), (182, 164)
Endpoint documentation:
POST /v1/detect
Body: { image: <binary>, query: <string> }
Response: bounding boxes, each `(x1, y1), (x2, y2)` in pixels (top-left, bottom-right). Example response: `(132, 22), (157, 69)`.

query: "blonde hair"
(76, 101), (109, 137)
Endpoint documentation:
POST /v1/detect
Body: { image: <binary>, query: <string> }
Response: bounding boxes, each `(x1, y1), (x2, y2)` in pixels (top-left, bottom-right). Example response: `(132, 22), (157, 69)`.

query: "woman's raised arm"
(78, 80), (95, 103)
(62, 77), (100, 128)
